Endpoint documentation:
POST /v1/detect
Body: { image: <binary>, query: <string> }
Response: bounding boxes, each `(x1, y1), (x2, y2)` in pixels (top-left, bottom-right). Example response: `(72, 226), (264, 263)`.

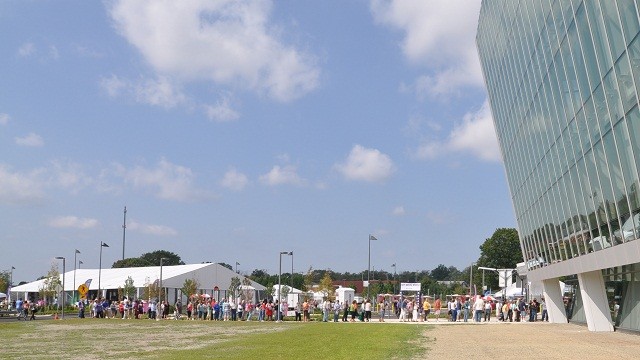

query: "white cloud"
(49, 45), (60, 60)
(0, 165), (46, 204)
(15, 133), (44, 147)
(108, 0), (320, 102)
(121, 158), (213, 202)
(100, 75), (187, 109)
(448, 100), (500, 161)
(17, 42), (36, 57)
(259, 165), (305, 186)
(205, 95), (240, 122)
(413, 100), (500, 162)
(128, 220), (177, 236)
(426, 210), (451, 225)
(392, 206), (405, 216)
(370, 0), (483, 97)
(49, 160), (92, 193)
(334, 145), (395, 183)
(0, 113), (10, 125)
(49, 216), (99, 229)
(220, 168), (248, 191)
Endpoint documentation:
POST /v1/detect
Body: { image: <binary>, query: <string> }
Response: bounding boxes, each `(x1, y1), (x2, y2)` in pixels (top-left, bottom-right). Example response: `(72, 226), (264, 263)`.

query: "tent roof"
(10, 263), (266, 293)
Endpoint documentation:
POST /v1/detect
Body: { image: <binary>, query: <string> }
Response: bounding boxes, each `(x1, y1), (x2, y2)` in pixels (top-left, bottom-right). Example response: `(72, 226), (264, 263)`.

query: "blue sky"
(1, 0), (515, 283)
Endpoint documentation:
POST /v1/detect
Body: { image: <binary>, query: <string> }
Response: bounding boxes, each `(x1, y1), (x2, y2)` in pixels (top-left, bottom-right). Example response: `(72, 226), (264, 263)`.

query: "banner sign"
(400, 282), (421, 292)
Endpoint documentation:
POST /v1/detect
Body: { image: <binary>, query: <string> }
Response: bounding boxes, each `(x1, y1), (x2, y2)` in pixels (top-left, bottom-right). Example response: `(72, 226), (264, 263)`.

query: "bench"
(0, 310), (18, 317)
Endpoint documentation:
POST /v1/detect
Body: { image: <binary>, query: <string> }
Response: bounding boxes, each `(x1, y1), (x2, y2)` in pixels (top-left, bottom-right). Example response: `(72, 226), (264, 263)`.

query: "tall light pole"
(277, 251), (292, 322)
(122, 206), (127, 260)
(160, 257), (167, 302)
(78, 260), (83, 269)
(368, 235), (377, 300)
(55, 257), (66, 319)
(290, 251), (294, 291)
(235, 261), (240, 274)
(470, 262), (475, 296)
(9, 266), (15, 305)
(98, 242), (109, 299)
(73, 249), (80, 303)
(391, 263), (396, 294)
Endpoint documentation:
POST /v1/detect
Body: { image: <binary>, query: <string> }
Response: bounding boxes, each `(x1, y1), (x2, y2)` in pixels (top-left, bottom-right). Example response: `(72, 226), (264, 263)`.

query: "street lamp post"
(470, 262), (475, 296)
(391, 263), (396, 294)
(290, 252), (294, 291)
(73, 249), (80, 304)
(98, 242), (109, 299)
(277, 251), (292, 322)
(235, 261), (240, 274)
(78, 260), (83, 269)
(9, 266), (14, 305)
(55, 257), (66, 319)
(160, 257), (167, 303)
(368, 235), (377, 300)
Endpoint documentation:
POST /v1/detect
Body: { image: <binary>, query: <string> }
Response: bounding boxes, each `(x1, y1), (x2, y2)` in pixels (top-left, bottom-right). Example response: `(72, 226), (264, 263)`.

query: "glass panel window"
(603, 67), (625, 123)
(627, 35), (640, 103)
(617, 0), (640, 47)
(576, 2), (601, 89)
(600, 1), (626, 60)
(615, 52), (638, 114)
(585, 0), (614, 75)
(626, 106), (640, 213)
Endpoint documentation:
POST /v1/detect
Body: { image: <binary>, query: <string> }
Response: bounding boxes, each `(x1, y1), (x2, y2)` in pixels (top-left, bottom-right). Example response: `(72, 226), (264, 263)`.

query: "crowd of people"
(5, 294), (550, 324)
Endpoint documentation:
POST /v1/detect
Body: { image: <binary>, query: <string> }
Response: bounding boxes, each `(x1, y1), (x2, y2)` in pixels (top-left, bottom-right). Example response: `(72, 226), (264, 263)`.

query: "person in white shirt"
(473, 296), (485, 322)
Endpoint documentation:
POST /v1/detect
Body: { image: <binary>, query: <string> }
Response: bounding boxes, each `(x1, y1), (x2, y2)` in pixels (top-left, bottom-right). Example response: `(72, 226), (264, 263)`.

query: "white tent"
(0, 292), (6, 298)
(10, 263), (266, 304)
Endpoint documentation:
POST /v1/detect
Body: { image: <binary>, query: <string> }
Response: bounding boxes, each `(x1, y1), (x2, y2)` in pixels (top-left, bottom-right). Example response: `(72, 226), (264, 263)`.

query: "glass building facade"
(477, 0), (640, 332)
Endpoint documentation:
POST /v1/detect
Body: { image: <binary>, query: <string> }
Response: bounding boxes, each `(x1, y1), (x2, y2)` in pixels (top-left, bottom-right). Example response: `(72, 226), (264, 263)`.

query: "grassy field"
(0, 319), (428, 359)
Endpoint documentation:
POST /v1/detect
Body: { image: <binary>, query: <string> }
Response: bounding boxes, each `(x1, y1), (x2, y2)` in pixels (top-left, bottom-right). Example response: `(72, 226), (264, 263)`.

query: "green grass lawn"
(0, 319), (429, 359)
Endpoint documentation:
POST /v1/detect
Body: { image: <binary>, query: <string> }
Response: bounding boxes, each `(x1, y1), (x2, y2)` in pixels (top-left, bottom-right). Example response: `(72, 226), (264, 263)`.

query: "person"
(484, 299), (491, 322)
(302, 299), (310, 322)
(517, 298), (526, 322)
(16, 298), (24, 318)
(78, 299), (85, 318)
(473, 296), (484, 322)
(29, 301), (37, 320)
(411, 300), (418, 322)
(422, 298), (431, 321)
(364, 299), (372, 322)
(238, 300), (244, 321)
(342, 300), (349, 322)
(399, 298), (407, 322)
(333, 300), (341, 322)
(349, 300), (358, 322)
(322, 299), (330, 322)
(295, 300), (302, 321)
(529, 299), (539, 322)
(434, 296), (441, 321)
(540, 298), (548, 322)
(462, 297), (470, 322)
(379, 300), (387, 322)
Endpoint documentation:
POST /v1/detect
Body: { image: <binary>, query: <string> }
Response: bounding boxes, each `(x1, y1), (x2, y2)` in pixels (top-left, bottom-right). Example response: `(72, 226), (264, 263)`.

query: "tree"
(123, 276), (136, 300)
(229, 276), (241, 300)
(318, 272), (334, 300)
(39, 263), (61, 309)
(475, 228), (522, 291)
(140, 250), (184, 266)
(182, 278), (200, 299)
(241, 277), (254, 302)
(430, 264), (451, 281)
(112, 258), (152, 268)
(0, 270), (10, 293)
(303, 266), (314, 292)
(143, 278), (161, 301)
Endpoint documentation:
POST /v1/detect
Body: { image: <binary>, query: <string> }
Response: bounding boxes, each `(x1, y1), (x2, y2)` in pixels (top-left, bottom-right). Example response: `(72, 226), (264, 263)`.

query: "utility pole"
(122, 206), (127, 260)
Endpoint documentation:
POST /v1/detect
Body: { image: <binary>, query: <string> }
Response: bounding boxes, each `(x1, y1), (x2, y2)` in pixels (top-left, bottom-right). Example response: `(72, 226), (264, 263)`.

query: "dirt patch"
(6, 320), (288, 359)
(420, 322), (638, 359)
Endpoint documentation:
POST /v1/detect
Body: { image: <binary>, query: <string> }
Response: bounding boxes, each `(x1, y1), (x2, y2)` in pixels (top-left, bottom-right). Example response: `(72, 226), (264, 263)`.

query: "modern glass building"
(477, 0), (640, 332)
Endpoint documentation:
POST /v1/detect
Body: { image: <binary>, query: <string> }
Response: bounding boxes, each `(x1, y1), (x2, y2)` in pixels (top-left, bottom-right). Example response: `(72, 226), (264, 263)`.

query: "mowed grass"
(0, 319), (428, 359)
